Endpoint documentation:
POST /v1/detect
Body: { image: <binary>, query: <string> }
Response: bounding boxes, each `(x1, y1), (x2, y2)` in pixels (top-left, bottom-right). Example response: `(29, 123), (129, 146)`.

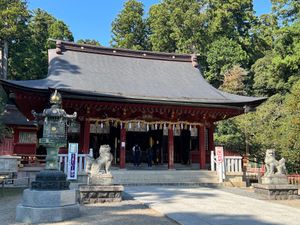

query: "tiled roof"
(1, 41), (266, 107)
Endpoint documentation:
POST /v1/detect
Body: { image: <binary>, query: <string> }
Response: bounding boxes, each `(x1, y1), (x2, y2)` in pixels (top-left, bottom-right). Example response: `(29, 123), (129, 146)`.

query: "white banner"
(67, 143), (78, 180)
(215, 146), (224, 163)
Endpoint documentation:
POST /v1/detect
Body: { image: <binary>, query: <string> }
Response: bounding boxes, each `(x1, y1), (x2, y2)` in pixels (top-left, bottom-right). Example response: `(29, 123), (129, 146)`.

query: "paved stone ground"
(0, 188), (178, 225)
(220, 186), (300, 208)
(1, 186), (300, 225)
(126, 186), (300, 225)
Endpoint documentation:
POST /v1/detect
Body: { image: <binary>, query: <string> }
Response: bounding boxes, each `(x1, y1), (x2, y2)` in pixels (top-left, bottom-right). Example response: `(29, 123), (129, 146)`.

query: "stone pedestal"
(261, 174), (288, 185)
(79, 185), (124, 204)
(16, 189), (80, 223)
(88, 173), (113, 185)
(253, 183), (299, 200)
(254, 174), (299, 200)
(0, 155), (21, 173)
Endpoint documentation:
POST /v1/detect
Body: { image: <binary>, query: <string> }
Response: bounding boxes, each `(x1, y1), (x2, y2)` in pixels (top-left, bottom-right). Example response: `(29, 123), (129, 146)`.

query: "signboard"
(67, 143), (78, 180)
(215, 146), (224, 163)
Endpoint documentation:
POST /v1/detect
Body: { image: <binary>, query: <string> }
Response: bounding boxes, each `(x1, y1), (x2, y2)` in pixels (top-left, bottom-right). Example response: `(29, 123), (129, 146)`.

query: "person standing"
(135, 144), (141, 167)
(132, 144), (141, 167)
(147, 146), (153, 167)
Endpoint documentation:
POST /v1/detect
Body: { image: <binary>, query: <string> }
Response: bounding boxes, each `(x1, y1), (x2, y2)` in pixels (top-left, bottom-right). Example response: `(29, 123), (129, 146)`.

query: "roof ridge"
(54, 40), (195, 63)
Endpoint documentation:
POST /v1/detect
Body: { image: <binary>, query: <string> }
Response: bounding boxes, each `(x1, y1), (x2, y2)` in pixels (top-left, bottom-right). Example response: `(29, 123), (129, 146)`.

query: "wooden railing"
(210, 151), (243, 173)
(58, 154), (87, 175)
(288, 174), (300, 186)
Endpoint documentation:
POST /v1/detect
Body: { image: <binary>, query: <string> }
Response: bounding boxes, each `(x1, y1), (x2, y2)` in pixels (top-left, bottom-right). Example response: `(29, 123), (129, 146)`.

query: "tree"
(0, 0), (30, 79)
(214, 119), (245, 154)
(252, 21), (300, 96)
(215, 65), (248, 156)
(8, 9), (74, 80)
(205, 37), (249, 87)
(220, 65), (247, 95)
(148, 0), (209, 56)
(276, 80), (300, 172)
(147, 3), (176, 52)
(48, 20), (74, 42)
(110, 0), (148, 50)
(0, 0), (30, 43)
(271, 0), (300, 25)
(29, 9), (56, 50)
(77, 39), (100, 46)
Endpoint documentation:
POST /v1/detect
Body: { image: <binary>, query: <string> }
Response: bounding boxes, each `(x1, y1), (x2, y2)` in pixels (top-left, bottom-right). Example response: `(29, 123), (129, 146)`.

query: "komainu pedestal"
(79, 185), (124, 204)
(79, 145), (124, 204)
(253, 149), (299, 200)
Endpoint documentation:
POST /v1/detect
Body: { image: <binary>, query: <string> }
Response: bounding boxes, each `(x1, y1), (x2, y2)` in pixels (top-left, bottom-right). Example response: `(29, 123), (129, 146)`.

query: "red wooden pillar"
(80, 120), (90, 154)
(120, 128), (126, 169)
(168, 128), (174, 169)
(208, 125), (215, 153)
(198, 125), (206, 169)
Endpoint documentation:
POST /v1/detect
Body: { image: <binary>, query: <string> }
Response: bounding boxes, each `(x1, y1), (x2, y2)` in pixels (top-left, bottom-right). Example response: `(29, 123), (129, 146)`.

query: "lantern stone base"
(16, 189), (80, 223)
(79, 185), (124, 204)
(253, 183), (299, 200)
(31, 169), (70, 190)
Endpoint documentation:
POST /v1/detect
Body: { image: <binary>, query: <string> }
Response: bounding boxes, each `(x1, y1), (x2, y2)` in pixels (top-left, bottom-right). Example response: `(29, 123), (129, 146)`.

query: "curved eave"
(0, 79), (266, 112)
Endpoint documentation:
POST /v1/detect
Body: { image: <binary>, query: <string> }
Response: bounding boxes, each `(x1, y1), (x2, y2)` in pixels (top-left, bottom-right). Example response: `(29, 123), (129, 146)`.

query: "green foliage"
(7, 7), (74, 80)
(252, 21), (300, 96)
(271, 0), (300, 24)
(214, 119), (245, 154)
(77, 39), (100, 46)
(276, 80), (300, 172)
(110, 0), (148, 50)
(233, 89), (300, 172)
(220, 65), (247, 95)
(48, 20), (74, 42)
(206, 38), (249, 87)
(0, 0), (30, 43)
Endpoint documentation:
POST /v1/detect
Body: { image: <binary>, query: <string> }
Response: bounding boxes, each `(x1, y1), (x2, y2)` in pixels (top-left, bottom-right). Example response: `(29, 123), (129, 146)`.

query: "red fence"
(288, 174), (300, 185)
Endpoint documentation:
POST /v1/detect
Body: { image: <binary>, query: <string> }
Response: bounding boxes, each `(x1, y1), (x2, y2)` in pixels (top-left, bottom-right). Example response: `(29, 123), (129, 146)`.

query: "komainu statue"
(86, 145), (113, 177)
(264, 149), (286, 176)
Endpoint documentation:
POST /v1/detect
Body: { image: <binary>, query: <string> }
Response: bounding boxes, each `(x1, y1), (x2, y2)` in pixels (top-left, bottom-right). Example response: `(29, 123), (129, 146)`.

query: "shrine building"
(0, 41), (265, 169)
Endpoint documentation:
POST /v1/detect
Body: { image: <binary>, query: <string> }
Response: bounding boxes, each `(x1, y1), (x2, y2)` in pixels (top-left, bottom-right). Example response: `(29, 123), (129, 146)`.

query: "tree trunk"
(0, 41), (8, 79)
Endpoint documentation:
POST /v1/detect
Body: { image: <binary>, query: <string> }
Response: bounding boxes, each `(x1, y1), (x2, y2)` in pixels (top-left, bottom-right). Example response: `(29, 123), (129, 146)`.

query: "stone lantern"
(31, 90), (77, 189)
(16, 90), (79, 223)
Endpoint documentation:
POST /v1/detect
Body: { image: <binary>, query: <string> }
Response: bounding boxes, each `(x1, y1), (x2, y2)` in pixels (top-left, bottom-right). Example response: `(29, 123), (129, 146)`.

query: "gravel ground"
(0, 189), (178, 225)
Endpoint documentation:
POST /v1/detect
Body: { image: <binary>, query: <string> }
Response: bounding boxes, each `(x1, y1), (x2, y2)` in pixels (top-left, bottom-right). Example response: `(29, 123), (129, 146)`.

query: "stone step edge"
(114, 183), (221, 187)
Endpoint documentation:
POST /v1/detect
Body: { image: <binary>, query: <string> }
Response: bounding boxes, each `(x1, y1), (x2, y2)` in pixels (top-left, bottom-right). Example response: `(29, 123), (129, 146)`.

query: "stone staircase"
(111, 169), (219, 186)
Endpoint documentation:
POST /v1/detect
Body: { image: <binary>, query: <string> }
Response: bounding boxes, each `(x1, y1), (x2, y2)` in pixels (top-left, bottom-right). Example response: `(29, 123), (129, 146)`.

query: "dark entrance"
(174, 129), (191, 164)
(125, 130), (163, 164)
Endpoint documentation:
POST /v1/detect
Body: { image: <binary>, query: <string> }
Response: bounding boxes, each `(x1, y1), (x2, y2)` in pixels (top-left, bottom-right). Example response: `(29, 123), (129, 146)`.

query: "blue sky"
(27, 0), (272, 47)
